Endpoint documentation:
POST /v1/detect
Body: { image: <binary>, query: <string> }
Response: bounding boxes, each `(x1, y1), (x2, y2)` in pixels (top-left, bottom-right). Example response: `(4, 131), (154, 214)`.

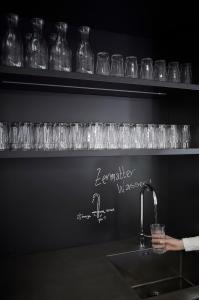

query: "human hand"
(152, 235), (184, 251)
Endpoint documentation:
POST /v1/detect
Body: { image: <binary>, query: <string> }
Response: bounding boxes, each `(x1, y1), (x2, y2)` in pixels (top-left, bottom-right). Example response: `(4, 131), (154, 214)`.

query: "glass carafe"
(25, 18), (48, 69)
(1, 13), (23, 67)
(49, 22), (72, 72)
(76, 26), (94, 74)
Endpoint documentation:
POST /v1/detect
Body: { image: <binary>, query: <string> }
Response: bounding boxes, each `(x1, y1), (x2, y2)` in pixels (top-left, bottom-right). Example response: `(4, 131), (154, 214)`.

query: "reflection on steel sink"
(107, 248), (199, 298)
(133, 276), (191, 298)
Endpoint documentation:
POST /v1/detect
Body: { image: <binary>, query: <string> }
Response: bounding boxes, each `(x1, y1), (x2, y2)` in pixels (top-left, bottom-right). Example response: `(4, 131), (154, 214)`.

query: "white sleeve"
(182, 236), (199, 251)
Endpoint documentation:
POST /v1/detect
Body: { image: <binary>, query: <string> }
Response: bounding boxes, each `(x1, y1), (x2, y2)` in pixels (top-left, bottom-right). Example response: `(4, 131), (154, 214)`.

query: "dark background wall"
(167, 156), (199, 238)
(0, 156), (169, 254)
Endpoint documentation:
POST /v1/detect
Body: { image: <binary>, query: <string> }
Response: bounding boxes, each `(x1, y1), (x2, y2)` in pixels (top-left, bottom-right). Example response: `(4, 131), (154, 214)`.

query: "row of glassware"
(0, 122), (190, 151)
(0, 14), (192, 83)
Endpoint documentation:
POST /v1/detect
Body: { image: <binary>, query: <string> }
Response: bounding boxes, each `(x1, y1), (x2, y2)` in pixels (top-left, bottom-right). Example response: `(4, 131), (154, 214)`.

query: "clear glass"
(76, 26), (94, 74)
(125, 56), (138, 78)
(87, 122), (104, 149)
(135, 124), (145, 148)
(157, 124), (167, 149)
(52, 123), (59, 150)
(87, 123), (95, 149)
(103, 123), (109, 149)
(110, 54), (124, 77)
(49, 22), (72, 72)
(124, 123), (131, 148)
(19, 122), (34, 150)
(105, 123), (118, 149)
(142, 124), (149, 148)
(43, 122), (53, 150)
(167, 62), (180, 83)
(96, 52), (110, 76)
(117, 124), (123, 149)
(34, 123), (44, 150)
(70, 123), (85, 150)
(81, 123), (89, 149)
(181, 125), (190, 148)
(150, 223), (166, 254)
(53, 122), (70, 150)
(117, 123), (130, 149)
(122, 123), (131, 149)
(25, 18), (48, 69)
(129, 124), (136, 148)
(66, 123), (73, 150)
(0, 122), (9, 150)
(1, 14), (23, 67)
(82, 123), (90, 150)
(147, 124), (157, 149)
(96, 123), (104, 149)
(154, 60), (167, 81)
(62, 123), (71, 150)
(166, 125), (180, 149)
(84, 123), (91, 149)
(180, 63), (192, 84)
(9, 122), (21, 150)
(140, 58), (153, 80)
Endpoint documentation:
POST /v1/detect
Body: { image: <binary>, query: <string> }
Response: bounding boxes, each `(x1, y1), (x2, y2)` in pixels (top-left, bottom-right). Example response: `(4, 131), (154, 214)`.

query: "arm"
(182, 236), (199, 251)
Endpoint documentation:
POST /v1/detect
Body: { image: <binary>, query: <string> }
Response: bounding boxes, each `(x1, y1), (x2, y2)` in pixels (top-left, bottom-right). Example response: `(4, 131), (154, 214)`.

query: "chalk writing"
(77, 213), (92, 220)
(76, 165), (150, 224)
(117, 180), (147, 194)
(95, 166), (136, 187)
(77, 193), (115, 224)
(94, 165), (149, 195)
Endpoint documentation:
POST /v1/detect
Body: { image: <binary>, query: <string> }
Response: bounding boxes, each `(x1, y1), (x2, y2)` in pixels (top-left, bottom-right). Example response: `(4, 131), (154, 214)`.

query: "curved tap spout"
(139, 183), (158, 248)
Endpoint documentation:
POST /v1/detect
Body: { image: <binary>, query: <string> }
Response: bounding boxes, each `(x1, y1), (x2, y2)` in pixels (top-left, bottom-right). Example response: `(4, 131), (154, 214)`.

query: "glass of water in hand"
(151, 223), (166, 254)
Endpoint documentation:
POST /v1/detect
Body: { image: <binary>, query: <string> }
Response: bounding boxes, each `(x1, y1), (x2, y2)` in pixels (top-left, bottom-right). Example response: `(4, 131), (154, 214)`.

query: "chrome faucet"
(139, 183), (158, 249)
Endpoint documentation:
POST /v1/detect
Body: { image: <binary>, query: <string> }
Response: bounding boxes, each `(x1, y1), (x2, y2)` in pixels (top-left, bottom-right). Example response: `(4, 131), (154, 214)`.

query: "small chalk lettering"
(77, 213), (92, 221)
(76, 193), (114, 224)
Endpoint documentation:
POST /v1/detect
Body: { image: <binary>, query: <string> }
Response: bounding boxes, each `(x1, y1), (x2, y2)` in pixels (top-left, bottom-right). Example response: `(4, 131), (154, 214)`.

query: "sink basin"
(107, 248), (199, 298)
(133, 276), (191, 298)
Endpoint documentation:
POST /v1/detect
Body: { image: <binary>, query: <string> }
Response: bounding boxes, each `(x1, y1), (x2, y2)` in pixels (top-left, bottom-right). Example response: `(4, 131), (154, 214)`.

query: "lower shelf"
(0, 148), (199, 158)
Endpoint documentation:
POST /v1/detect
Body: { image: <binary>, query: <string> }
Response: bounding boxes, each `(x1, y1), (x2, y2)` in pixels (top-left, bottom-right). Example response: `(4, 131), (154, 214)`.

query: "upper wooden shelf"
(0, 66), (199, 97)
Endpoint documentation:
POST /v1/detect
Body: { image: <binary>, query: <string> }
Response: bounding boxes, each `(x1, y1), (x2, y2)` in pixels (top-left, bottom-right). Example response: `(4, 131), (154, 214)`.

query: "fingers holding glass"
(151, 224), (166, 254)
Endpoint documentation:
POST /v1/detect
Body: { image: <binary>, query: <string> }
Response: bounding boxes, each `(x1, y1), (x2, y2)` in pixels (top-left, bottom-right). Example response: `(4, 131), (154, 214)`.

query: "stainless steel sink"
(107, 248), (199, 298)
(133, 276), (191, 298)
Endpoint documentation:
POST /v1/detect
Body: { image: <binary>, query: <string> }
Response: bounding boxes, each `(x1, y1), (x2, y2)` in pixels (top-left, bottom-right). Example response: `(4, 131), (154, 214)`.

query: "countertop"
(1, 238), (199, 300)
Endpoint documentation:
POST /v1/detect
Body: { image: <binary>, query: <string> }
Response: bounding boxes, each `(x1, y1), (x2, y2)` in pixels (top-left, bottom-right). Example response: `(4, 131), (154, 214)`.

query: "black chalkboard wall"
(0, 156), (169, 254)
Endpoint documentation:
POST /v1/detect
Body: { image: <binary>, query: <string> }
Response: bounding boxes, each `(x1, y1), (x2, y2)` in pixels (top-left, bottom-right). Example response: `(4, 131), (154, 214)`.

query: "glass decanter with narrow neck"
(26, 18), (48, 69)
(1, 13), (23, 67)
(49, 22), (72, 72)
(76, 26), (94, 74)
